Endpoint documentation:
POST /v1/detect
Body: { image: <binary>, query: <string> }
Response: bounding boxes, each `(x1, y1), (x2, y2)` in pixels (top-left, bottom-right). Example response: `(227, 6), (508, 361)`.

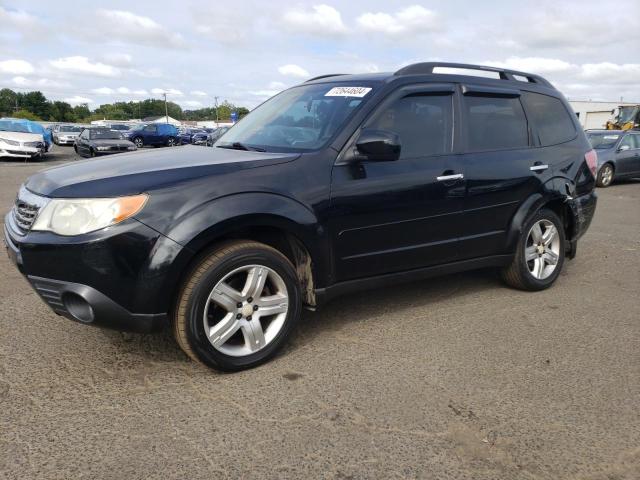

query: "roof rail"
(394, 62), (552, 88)
(305, 74), (347, 82)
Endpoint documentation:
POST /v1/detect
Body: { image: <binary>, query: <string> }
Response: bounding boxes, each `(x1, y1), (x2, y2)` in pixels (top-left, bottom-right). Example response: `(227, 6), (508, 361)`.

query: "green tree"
(13, 109), (42, 121)
(0, 88), (18, 116)
(17, 91), (49, 119)
(48, 101), (76, 122)
(73, 104), (91, 121)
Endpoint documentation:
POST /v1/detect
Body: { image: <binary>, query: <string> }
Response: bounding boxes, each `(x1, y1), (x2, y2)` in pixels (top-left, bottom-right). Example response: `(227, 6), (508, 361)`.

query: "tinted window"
(619, 135), (635, 150)
(463, 95), (529, 151)
(368, 94), (453, 159)
(144, 125), (156, 132)
(587, 132), (620, 149)
(632, 135), (640, 149)
(521, 92), (576, 146)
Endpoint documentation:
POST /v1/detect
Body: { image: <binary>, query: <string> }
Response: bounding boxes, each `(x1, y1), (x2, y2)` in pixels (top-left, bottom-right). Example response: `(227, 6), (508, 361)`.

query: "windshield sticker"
(325, 87), (372, 98)
(603, 135), (620, 139)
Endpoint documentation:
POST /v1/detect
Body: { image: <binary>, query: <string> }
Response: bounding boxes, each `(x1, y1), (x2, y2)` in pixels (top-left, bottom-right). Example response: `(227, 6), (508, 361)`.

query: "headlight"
(0, 136), (20, 146)
(96, 146), (110, 151)
(31, 194), (148, 236)
(128, 146), (136, 150)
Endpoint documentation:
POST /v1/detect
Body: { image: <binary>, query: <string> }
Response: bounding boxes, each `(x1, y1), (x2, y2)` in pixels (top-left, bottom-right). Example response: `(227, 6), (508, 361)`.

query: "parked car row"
(585, 129), (640, 187)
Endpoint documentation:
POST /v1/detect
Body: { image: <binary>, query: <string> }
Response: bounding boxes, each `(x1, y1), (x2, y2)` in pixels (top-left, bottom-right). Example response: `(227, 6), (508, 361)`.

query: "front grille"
(10, 186), (49, 235)
(24, 141), (44, 148)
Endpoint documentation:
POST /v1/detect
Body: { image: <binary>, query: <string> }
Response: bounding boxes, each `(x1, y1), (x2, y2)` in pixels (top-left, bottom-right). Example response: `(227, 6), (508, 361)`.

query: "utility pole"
(162, 92), (169, 123)
(214, 96), (219, 125)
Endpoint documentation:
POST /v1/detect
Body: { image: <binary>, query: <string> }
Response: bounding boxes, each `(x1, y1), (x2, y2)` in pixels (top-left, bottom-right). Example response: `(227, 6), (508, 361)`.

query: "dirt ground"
(1, 148), (639, 479)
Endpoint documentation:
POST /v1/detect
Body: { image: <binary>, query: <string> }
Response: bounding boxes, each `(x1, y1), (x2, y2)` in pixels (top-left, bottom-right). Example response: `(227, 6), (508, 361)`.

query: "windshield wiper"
(217, 142), (266, 152)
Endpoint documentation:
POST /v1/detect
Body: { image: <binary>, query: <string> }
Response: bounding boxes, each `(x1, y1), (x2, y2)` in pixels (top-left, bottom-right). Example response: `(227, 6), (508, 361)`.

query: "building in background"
(568, 101), (639, 130)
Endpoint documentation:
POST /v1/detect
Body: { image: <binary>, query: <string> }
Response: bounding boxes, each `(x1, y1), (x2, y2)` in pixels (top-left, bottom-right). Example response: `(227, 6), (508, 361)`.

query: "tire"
(173, 241), (302, 371)
(501, 209), (565, 291)
(167, 137), (175, 147)
(89, 148), (96, 158)
(596, 163), (614, 188)
(133, 137), (144, 149)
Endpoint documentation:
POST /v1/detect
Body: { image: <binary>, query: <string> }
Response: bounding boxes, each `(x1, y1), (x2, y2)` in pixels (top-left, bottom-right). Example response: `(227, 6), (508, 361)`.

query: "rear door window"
(521, 92), (576, 146)
(462, 95), (529, 151)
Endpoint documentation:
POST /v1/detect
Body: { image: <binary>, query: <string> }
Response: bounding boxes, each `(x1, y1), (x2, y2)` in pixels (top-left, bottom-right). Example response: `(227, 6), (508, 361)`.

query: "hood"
(0, 131), (43, 142)
(25, 145), (299, 198)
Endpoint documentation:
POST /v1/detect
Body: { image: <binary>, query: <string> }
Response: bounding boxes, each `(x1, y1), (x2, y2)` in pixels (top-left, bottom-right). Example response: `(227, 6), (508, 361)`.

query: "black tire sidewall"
(516, 209), (565, 290)
(184, 247), (302, 371)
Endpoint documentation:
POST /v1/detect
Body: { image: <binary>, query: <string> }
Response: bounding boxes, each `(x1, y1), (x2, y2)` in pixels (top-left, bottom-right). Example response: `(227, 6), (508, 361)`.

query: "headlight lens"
(96, 146), (110, 151)
(31, 194), (148, 236)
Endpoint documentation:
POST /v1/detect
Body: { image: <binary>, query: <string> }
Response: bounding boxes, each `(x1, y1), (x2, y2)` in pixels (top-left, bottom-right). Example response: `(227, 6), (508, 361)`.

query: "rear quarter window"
(462, 95), (529, 151)
(521, 92), (576, 146)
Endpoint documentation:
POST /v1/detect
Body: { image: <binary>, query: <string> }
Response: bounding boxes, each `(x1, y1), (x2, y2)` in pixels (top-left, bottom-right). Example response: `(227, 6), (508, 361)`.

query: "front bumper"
(0, 146), (42, 159)
(4, 214), (174, 333)
(57, 138), (77, 145)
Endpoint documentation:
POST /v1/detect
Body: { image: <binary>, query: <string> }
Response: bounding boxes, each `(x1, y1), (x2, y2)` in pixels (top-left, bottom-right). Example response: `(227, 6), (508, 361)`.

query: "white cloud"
(101, 53), (133, 67)
(278, 64), (310, 78)
(116, 87), (131, 94)
(0, 59), (35, 75)
(191, 90), (207, 96)
(94, 10), (186, 49)
(91, 87), (114, 95)
(484, 57), (574, 74)
(64, 96), (93, 105)
(268, 81), (287, 90)
(357, 5), (439, 36)
(132, 89), (149, 96)
(283, 4), (347, 36)
(0, 6), (46, 39)
(11, 76), (69, 89)
(579, 63), (640, 85)
(49, 56), (120, 77)
(151, 88), (184, 96)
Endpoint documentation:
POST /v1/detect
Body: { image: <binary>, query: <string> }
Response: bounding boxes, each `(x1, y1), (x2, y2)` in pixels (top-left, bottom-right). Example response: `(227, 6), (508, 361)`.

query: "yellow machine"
(606, 105), (640, 130)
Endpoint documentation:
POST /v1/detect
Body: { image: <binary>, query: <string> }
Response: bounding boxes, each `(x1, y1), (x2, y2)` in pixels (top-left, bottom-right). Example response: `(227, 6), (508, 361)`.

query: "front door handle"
(530, 164), (549, 172)
(436, 173), (464, 182)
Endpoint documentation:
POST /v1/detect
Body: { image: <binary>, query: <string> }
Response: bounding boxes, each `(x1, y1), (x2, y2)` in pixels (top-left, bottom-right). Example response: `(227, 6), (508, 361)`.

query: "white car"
(0, 129), (46, 160)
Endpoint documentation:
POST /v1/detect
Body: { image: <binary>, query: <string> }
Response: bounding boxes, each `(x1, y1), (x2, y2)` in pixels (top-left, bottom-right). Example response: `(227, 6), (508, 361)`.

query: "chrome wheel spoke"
(542, 225), (557, 246)
(530, 223), (543, 243)
(543, 250), (559, 265)
(256, 293), (289, 316)
(525, 246), (538, 262)
(242, 266), (268, 299)
(210, 282), (243, 311)
(533, 257), (545, 279)
(209, 313), (240, 348)
(241, 319), (267, 352)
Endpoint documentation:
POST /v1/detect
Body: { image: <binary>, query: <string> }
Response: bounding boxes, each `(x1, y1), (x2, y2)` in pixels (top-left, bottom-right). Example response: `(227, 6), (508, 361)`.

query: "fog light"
(62, 292), (94, 323)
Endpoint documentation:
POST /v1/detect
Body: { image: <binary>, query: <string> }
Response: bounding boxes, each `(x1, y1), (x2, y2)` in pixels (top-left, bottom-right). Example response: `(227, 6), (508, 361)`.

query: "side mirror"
(618, 144), (631, 152)
(355, 129), (401, 162)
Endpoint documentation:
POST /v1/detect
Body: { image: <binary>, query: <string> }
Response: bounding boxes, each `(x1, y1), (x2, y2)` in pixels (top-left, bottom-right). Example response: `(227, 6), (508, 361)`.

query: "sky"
(0, 0), (639, 110)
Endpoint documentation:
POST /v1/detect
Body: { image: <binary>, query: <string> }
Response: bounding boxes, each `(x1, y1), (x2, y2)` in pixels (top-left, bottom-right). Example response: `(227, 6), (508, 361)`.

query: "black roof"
(305, 62), (555, 91)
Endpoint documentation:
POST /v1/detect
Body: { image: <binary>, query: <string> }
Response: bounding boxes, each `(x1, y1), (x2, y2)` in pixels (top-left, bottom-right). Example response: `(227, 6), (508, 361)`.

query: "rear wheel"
(501, 209), (565, 291)
(167, 137), (175, 147)
(596, 163), (614, 188)
(133, 137), (144, 149)
(173, 241), (302, 371)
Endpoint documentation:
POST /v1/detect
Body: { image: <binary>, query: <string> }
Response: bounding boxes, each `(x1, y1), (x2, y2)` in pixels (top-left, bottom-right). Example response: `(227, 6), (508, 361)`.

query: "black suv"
(4, 63), (597, 371)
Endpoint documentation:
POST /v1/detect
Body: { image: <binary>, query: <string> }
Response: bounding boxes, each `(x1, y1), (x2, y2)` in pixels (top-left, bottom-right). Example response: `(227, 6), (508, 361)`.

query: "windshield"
(218, 83), (375, 152)
(130, 124), (145, 131)
(617, 106), (638, 124)
(90, 129), (122, 140)
(60, 125), (82, 132)
(587, 133), (620, 149)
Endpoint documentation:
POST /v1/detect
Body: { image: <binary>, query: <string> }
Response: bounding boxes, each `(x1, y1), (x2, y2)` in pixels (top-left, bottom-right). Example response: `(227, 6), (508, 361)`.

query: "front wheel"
(167, 137), (175, 147)
(501, 209), (565, 291)
(133, 137), (144, 149)
(173, 241), (302, 371)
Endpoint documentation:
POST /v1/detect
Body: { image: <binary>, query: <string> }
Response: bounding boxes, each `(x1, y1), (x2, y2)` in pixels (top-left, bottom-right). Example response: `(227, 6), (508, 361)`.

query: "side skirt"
(313, 254), (513, 308)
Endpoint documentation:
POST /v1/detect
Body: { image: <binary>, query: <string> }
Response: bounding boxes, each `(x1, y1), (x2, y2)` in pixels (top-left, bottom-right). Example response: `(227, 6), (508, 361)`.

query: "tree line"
(0, 88), (249, 123)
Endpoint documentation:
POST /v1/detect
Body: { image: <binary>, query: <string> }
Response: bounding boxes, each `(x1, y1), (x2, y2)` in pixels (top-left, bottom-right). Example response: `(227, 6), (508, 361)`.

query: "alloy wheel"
(600, 164), (613, 186)
(525, 219), (561, 280)
(203, 265), (289, 357)
(134, 138), (143, 148)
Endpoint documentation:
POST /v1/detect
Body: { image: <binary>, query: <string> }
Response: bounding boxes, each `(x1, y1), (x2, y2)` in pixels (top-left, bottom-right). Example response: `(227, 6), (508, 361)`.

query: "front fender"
(141, 192), (329, 313)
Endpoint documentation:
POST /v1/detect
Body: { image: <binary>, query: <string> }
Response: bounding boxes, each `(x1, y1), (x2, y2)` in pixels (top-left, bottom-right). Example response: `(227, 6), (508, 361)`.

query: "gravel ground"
(1, 148), (639, 479)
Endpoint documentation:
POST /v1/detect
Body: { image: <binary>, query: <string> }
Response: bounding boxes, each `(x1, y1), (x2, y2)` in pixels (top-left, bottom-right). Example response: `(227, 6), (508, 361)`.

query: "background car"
(108, 124), (132, 134)
(74, 127), (137, 158)
(2, 118), (52, 152)
(0, 118), (46, 160)
(53, 124), (83, 146)
(124, 123), (178, 148)
(586, 129), (640, 187)
(178, 127), (208, 145)
(206, 126), (229, 146)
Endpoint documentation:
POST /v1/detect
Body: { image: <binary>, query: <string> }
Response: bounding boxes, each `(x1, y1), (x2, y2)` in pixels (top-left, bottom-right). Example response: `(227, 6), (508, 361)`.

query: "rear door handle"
(436, 173), (464, 182)
(530, 164), (549, 172)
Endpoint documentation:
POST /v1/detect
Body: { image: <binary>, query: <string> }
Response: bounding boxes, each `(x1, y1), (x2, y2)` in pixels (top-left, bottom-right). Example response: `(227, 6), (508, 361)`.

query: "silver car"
(53, 124), (83, 146)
